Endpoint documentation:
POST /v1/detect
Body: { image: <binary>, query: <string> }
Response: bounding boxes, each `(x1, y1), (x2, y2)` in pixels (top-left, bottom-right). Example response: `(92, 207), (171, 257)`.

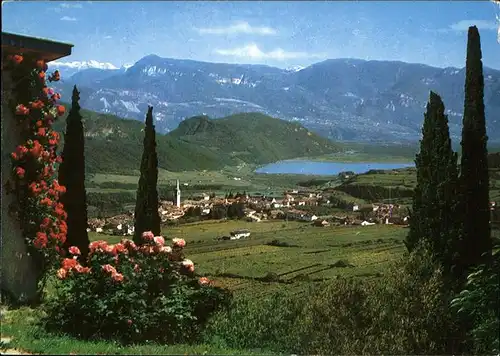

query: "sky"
(2, 1), (500, 70)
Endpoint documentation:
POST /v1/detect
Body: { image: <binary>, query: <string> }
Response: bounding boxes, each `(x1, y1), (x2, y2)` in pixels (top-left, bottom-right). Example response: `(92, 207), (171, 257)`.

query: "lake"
(255, 160), (414, 175)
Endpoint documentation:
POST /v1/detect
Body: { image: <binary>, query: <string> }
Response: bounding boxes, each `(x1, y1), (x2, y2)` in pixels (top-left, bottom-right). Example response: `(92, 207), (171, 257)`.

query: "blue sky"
(2, 1), (499, 69)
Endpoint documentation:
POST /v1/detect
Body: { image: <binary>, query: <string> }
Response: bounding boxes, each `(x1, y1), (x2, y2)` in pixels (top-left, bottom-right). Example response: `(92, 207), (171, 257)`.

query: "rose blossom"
(199, 277), (210, 285)
(141, 231), (154, 241)
(57, 268), (67, 280)
(62, 258), (77, 271)
(121, 239), (137, 251)
(172, 238), (186, 248)
(111, 272), (124, 282)
(153, 236), (165, 246)
(105, 245), (117, 255)
(89, 240), (108, 252)
(160, 246), (172, 254)
(102, 264), (117, 275)
(68, 246), (81, 256)
(181, 259), (195, 273)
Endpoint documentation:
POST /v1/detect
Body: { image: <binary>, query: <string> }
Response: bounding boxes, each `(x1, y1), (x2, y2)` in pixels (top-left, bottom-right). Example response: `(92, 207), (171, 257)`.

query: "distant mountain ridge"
(50, 55), (500, 143)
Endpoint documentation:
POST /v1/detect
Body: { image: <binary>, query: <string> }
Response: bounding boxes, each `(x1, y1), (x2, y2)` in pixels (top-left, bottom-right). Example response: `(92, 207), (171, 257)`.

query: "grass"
(89, 220), (407, 297)
(0, 307), (257, 355)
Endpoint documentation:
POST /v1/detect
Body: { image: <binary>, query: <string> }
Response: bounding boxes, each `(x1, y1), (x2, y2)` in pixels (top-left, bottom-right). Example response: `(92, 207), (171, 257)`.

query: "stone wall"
(1, 68), (39, 303)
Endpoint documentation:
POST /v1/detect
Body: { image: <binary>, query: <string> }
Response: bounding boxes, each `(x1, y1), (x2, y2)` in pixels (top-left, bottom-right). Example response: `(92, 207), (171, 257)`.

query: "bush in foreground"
(41, 233), (231, 344)
(451, 248), (500, 354)
(204, 247), (459, 355)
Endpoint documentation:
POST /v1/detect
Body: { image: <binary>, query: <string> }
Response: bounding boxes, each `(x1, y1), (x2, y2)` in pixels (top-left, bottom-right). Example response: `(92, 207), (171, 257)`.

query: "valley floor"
(90, 220), (407, 298)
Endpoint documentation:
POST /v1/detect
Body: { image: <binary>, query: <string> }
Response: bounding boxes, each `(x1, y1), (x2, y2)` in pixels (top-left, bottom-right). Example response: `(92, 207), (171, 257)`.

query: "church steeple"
(175, 179), (181, 208)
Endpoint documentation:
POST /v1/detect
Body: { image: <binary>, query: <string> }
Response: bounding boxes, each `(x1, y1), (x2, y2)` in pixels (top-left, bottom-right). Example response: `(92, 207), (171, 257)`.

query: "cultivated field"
(90, 220), (407, 298)
(87, 166), (339, 197)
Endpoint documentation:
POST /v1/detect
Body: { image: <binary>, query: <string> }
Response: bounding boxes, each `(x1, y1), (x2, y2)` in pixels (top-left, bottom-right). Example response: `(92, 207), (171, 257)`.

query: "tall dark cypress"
(58, 86), (90, 259)
(406, 91), (461, 276)
(459, 26), (492, 272)
(133, 106), (161, 244)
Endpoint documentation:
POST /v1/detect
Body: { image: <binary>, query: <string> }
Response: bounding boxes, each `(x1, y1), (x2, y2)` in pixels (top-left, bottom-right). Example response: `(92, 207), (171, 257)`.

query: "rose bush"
(42, 232), (232, 344)
(4, 53), (67, 289)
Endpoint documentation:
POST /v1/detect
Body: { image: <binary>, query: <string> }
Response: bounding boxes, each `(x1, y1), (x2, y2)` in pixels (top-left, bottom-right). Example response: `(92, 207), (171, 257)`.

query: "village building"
(1, 32), (73, 303)
(230, 229), (251, 239)
(313, 219), (330, 227)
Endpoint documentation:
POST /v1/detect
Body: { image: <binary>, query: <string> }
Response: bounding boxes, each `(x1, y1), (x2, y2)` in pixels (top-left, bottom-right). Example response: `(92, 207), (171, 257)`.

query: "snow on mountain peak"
(50, 60), (119, 70)
(285, 65), (305, 72)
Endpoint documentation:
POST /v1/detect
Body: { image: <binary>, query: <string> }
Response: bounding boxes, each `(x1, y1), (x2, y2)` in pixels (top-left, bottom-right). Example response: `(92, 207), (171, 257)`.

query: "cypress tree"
(459, 26), (492, 273)
(406, 91), (461, 276)
(133, 106), (161, 244)
(58, 86), (90, 259)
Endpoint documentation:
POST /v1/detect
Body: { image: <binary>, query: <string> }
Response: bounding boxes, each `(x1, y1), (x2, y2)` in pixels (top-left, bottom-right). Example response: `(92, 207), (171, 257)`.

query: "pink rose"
(181, 259), (195, 273)
(172, 238), (186, 248)
(141, 231), (154, 241)
(57, 268), (67, 280)
(102, 264), (117, 274)
(160, 246), (172, 254)
(153, 236), (165, 246)
(111, 272), (124, 282)
(68, 246), (81, 255)
(199, 277), (210, 285)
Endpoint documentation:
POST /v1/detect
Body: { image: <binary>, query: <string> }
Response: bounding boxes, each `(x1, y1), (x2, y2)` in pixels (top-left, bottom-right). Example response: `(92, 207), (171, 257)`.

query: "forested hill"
(53, 107), (341, 174)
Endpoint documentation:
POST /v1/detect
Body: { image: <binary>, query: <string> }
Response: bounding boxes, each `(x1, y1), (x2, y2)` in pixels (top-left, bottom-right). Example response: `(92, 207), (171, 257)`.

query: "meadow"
(90, 220), (407, 298)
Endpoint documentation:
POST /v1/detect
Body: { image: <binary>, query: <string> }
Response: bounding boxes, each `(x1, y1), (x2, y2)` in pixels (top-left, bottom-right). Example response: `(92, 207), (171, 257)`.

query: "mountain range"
(49, 56), (500, 143)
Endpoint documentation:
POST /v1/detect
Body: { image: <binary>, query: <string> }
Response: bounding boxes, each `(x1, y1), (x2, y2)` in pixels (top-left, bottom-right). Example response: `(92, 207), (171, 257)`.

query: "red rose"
(12, 55), (23, 64)
(56, 105), (65, 116)
(62, 258), (77, 270)
(15, 167), (25, 178)
(15, 104), (29, 116)
(37, 128), (46, 137)
(31, 100), (44, 109)
(68, 246), (81, 256)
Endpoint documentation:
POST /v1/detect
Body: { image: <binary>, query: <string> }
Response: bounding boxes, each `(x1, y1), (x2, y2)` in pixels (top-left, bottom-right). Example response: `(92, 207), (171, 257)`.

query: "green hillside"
(53, 108), (341, 174)
(169, 113), (341, 164)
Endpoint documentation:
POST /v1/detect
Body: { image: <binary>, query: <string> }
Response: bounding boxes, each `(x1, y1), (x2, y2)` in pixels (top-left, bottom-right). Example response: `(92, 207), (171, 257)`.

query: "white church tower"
(175, 179), (181, 208)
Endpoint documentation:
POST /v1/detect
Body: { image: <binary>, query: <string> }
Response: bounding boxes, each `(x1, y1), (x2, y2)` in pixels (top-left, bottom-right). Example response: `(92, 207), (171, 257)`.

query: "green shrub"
(203, 291), (305, 353)
(297, 249), (458, 355)
(202, 246), (459, 355)
(451, 248), (500, 354)
(41, 233), (231, 345)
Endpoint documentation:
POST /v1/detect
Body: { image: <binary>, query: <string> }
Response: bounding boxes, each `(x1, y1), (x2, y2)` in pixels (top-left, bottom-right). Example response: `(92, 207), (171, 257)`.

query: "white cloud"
(60, 16), (77, 21)
(104, 35), (112, 39)
(60, 2), (83, 9)
(196, 21), (277, 36)
(215, 43), (325, 61)
(437, 19), (498, 33)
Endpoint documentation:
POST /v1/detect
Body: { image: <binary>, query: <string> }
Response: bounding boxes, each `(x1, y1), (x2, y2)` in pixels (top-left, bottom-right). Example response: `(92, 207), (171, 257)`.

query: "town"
(87, 179), (412, 237)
